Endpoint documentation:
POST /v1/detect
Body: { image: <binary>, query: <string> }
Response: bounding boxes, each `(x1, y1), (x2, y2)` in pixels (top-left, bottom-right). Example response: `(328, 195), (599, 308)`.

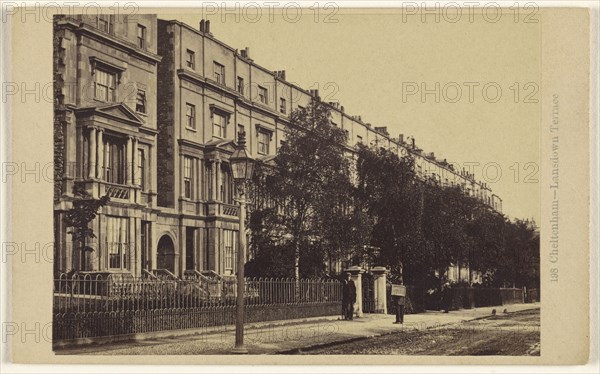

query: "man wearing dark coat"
(342, 272), (357, 320)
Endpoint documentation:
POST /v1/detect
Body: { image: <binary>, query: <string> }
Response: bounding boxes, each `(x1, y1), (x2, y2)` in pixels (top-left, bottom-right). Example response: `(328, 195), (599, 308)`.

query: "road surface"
(300, 309), (540, 355)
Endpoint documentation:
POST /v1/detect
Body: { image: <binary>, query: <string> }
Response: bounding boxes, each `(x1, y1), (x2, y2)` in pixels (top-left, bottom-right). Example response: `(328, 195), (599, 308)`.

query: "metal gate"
(362, 272), (376, 313)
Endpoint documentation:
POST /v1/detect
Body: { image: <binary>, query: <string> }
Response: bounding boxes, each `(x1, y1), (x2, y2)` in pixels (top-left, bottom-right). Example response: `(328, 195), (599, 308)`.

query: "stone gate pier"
(345, 266), (364, 318)
(371, 266), (389, 314)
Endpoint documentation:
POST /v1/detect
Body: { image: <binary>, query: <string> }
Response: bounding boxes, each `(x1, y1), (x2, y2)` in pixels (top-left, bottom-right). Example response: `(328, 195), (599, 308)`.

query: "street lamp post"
(229, 131), (255, 354)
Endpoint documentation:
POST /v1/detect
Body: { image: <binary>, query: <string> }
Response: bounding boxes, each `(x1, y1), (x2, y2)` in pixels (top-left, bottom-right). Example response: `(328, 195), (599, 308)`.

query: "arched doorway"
(157, 235), (175, 273)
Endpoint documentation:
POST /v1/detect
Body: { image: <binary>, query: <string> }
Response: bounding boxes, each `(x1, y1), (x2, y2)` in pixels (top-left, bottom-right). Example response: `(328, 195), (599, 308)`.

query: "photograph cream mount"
(50, 8), (543, 356)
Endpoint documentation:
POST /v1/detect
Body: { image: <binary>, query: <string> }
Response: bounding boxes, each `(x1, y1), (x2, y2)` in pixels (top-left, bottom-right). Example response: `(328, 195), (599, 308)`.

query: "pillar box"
(345, 266), (365, 318)
(371, 266), (388, 314)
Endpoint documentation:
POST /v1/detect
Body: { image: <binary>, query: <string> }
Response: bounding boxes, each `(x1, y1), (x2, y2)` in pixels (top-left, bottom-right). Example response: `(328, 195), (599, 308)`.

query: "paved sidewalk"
(56, 303), (540, 355)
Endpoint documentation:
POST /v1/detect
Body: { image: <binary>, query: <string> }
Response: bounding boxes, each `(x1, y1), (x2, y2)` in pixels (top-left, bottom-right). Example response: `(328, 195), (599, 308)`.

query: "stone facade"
(53, 15), (161, 276)
(54, 17), (501, 278)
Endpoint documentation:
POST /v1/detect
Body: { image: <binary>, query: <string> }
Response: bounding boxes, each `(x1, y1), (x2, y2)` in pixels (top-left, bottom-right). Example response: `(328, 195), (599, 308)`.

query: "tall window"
(258, 86), (268, 104)
(237, 77), (244, 95)
(183, 156), (194, 199)
(186, 103), (196, 129)
(221, 165), (234, 204)
(279, 98), (286, 113)
(213, 113), (226, 138)
(137, 24), (146, 49)
(186, 50), (195, 69)
(136, 89), (146, 114)
(103, 136), (125, 184)
(94, 69), (116, 102)
(107, 216), (129, 270)
(137, 148), (145, 189)
(258, 131), (270, 155)
(224, 230), (237, 273)
(357, 135), (363, 144)
(97, 16), (113, 33)
(213, 62), (225, 85)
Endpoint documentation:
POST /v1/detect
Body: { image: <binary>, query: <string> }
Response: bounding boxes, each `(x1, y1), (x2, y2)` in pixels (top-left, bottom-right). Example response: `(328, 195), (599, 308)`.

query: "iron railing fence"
(53, 272), (342, 342)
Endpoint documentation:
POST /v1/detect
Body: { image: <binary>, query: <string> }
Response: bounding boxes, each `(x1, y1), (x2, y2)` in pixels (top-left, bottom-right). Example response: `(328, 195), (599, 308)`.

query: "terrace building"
(53, 14), (161, 276)
(54, 17), (501, 279)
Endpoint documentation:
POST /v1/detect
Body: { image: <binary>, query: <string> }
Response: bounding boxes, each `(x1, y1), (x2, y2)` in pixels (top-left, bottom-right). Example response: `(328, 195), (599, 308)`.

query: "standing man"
(342, 272), (357, 320)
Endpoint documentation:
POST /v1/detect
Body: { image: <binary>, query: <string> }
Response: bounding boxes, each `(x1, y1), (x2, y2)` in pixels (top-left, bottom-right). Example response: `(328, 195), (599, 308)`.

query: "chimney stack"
(275, 70), (286, 80)
(340, 105), (345, 112)
(411, 137), (415, 149)
(200, 19), (212, 34)
(374, 126), (389, 136)
(398, 134), (404, 143)
(241, 47), (250, 59)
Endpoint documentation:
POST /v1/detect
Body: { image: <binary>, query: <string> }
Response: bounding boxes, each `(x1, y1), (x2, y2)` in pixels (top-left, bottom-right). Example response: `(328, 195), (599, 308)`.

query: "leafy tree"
(62, 184), (109, 272)
(420, 180), (473, 290)
(354, 143), (540, 291)
(355, 144), (420, 281)
(247, 103), (540, 292)
(249, 101), (367, 280)
(465, 203), (508, 285)
(496, 218), (540, 288)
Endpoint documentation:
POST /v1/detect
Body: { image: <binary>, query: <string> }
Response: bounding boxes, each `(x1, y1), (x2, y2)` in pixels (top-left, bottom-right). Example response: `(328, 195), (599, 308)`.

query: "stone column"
(179, 153), (185, 199)
(198, 159), (203, 201)
(208, 162), (213, 203)
(345, 266), (365, 318)
(195, 158), (200, 202)
(215, 159), (221, 202)
(88, 126), (96, 179)
(131, 137), (138, 185)
(207, 160), (214, 201)
(179, 224), (186, 276)
(96, 128), (103, 179)
(371, 266), (388, 314)
(126, 136), (133, 185)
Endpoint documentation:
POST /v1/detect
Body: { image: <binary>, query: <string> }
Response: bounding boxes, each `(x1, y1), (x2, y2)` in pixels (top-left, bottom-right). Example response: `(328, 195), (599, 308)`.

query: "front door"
(185, 227), (196, 271)
(157, 235), (175, 273)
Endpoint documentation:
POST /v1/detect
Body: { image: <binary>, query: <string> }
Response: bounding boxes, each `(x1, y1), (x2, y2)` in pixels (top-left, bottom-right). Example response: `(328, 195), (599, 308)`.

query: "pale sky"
(158, 9), (541, 223)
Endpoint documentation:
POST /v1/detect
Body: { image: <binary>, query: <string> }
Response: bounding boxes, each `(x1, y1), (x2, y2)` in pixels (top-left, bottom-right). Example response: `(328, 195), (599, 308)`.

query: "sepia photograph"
(50, 8), (543, 357)
(1, 1), (596, 369)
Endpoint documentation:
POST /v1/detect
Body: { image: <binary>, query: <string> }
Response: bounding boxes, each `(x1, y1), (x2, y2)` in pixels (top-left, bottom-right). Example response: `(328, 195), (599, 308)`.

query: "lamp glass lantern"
(230, 131), (255, 182)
